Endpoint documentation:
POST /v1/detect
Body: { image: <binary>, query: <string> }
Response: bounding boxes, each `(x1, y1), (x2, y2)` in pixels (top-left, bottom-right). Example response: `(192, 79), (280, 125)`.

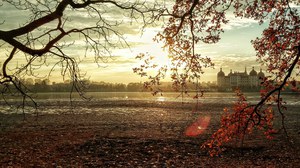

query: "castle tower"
(249, 67), (258, 87)
(258, 68), (265, 79)
(217, 68), (225, 89)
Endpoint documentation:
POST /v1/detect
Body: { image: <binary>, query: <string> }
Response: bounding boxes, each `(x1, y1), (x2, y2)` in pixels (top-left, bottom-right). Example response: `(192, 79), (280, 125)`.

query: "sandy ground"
(0, 100), (299, 167)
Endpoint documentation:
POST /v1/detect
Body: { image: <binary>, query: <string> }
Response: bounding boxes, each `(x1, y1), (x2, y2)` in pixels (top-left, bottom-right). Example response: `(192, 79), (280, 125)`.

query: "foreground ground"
(0, 100), (299, 167)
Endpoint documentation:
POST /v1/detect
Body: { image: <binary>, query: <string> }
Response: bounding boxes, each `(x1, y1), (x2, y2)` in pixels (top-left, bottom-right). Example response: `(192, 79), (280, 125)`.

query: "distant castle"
(217, 67), (265, 91)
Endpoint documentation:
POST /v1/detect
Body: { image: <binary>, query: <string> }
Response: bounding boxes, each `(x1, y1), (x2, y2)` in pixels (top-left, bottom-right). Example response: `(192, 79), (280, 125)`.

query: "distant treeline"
(27, 81), (145, 92)
(4, 79), (299, 93)
(15, 79), (219, 92)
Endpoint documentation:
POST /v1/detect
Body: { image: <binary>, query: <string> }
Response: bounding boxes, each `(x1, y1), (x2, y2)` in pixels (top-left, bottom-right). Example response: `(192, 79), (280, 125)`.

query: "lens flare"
(185, 116), (211, 137)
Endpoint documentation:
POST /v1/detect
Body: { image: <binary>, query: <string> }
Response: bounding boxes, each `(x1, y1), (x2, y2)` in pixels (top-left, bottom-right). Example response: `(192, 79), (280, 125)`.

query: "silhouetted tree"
(0, 0), (162, 109)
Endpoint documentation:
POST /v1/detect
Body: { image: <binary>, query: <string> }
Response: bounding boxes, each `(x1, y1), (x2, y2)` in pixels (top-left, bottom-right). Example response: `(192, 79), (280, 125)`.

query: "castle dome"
(249, 67), (257, 76)
(217, 68), (225, 77)
(228, 69), (233, 76)
(258, 68), (265, 78)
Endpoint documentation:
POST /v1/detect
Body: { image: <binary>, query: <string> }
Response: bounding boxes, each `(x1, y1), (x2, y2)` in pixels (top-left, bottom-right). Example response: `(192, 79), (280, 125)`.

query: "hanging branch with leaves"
(134, 0), (300, 155)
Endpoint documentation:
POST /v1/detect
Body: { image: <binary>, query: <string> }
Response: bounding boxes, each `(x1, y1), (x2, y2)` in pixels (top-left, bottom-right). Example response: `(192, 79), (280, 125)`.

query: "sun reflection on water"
(157, 96), (166, 102)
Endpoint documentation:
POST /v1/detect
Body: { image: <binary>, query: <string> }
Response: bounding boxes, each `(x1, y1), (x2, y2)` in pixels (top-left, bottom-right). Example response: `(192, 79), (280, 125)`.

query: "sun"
(139, 42), (171, 68)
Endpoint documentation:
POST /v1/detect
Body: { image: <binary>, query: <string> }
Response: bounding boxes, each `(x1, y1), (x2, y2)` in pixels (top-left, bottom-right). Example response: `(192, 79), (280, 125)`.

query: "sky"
(0, 1), (271, 84)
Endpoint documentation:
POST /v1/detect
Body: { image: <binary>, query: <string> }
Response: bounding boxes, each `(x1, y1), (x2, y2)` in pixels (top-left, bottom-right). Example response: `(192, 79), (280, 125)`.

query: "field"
(0, 99), (299, 167)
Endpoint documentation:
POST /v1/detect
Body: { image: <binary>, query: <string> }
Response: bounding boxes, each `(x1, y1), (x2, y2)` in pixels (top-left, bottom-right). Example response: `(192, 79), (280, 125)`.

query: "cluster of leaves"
(203, 42), (299, 155)
(135, 0), (231, 91)
(133, 53), (168, 94)
(202, 89), (277, 156)
(251, 0), (300, 94)
(203, 47), (300, 155)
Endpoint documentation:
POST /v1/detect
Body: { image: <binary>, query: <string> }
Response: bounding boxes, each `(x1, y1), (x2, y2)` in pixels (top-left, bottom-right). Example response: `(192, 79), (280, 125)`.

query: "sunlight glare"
(157, 96), (166, 102)
(139, 43), (171, 68)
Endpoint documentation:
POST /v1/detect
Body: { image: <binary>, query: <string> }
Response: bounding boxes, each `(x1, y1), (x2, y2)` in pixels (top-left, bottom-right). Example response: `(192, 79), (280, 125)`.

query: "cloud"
(213, 53), (258, 69)
(223, 14), (258, 30)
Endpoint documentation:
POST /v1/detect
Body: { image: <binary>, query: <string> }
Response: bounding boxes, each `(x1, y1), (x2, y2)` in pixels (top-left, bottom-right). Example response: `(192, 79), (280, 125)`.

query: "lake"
(33, 91), (300, 103)
(0, 92), (298, 119)
(0, 91), (299, 147)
